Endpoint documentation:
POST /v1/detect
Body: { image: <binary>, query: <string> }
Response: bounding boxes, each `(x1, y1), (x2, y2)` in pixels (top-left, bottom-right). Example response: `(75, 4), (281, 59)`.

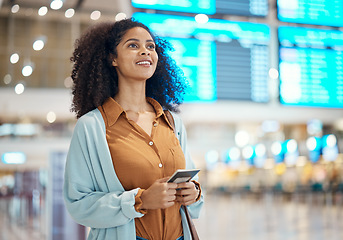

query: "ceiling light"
(38, 6), (48, 16)
(33, 40), (45, 51)
(3, 74), (12, 84)
(11, 4), (20, 13)
(269, 68), (279, 79)
(195, 14), (209, 24)
(90, 10), (101, 20)
(50, 0), (63, 10)
(22, 65), (33, 77)
(64, 76), (73, 88)
(15, 83), (25, 95)
(10, 53), (19, 64)
(235, 130), (250, 147)
(65, 8), (75, 18)
(115, 12), (126, 21)
(47, 111), (57, 123)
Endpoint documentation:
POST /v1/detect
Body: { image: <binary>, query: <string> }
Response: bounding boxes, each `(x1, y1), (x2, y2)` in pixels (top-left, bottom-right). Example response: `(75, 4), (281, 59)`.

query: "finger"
(157, 177), (171, 183)
(176, 182), (191, 189)
(163, 201), (175, 208)
(157, 178), (178, 189)
(175, 193), (192, 201)
(177, 188), (193, 196)
(175, 197), (194, 206)
(167, 189), (177, 195)
(175, 192), (190, 197)
(175, 192), (197, 203)
(167, 194), (176, 202)
(167, 183), (178, 189)
(181, 194), (194, 202)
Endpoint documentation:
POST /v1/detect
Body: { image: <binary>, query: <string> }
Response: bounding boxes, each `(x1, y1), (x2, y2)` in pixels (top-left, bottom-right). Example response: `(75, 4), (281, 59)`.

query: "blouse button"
(153, 122), (158, 127)
(159, 163), (163, 168)
(149, 141), (153, 146)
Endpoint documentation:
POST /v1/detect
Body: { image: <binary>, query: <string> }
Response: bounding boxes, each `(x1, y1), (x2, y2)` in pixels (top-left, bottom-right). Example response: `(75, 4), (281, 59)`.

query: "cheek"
(153, 53), (159, 66)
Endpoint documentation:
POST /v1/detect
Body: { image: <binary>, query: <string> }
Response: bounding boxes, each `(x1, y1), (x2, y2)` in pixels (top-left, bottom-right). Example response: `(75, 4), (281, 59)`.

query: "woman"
(63, 18), (203, 240)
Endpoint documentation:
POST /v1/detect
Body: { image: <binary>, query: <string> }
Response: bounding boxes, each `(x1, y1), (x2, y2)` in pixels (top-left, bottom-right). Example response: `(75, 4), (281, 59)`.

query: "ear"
(112, 59), (117, 67)
(110, 54), (117, 67)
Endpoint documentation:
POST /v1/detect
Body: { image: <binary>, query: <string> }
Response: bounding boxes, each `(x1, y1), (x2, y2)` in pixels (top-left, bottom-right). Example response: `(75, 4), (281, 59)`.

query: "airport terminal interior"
(1, 0), (343, 239)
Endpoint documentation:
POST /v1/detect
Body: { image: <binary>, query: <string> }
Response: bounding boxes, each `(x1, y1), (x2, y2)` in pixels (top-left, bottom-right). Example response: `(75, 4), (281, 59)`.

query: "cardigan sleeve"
(172, 113), (204, 219)
(63, 112), (144, 229)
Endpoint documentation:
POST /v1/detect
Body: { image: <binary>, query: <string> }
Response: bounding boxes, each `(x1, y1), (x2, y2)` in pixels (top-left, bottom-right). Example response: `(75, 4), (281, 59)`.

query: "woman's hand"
(140, 177), (178, 210)
(175, 182), (200, 206)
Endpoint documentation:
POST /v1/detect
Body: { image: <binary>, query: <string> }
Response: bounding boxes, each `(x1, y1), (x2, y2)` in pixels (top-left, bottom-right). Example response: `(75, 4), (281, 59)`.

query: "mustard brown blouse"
(98, 97), (185, 240)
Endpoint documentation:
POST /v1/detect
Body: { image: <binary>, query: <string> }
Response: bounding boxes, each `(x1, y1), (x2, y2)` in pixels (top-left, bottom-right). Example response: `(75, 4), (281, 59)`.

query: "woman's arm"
(63, 112), (144, 228)
(171, 112), (204, 219)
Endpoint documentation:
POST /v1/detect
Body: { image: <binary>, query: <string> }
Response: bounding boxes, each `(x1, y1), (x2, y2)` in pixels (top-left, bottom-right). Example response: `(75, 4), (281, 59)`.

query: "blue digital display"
(279, 26), (343, 108)
(132, 0), (216, 14)
(133, 12), (270, 102)
(216, 0), (268, 17)
(166, 38), (216, 102)
(132, 0), (268, 17)
(278, 27), (343, 49)
(277, 0), (343, 27)
(133, 13), (270, 42)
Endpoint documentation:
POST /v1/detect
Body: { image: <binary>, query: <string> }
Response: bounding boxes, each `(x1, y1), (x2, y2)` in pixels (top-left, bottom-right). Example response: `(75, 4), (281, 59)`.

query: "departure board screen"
(277, 0), (343, 27)
(133, 12), (270, 102)
(216, 0), (268, 17)
(132, 0), (268, 17)
(279, 26), (343, 108)
(131, 0), (216, 14)
(166, 38), (216, 102)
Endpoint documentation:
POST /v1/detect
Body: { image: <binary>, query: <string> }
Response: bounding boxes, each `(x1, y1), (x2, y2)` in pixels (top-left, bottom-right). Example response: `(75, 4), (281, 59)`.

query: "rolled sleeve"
(121, 188), (145, 219)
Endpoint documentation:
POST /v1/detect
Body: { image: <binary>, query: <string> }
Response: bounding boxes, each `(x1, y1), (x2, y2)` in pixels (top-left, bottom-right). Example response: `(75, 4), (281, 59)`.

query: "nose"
(140, 47), (150, 56)
(140, 51), (150, 56)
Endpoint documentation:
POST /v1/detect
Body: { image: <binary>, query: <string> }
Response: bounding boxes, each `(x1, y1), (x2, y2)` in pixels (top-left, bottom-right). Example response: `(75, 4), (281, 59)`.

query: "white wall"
(1, 88), (342, 125)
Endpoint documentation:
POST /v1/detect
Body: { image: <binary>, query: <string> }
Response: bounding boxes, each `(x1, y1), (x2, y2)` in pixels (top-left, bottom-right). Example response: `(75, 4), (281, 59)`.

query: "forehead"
(121, 27), (154, 41)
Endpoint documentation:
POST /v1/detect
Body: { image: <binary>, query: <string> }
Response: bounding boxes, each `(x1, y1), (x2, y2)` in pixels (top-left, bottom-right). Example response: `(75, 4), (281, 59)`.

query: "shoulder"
(74, 108), (105, 133)
(169, 111), (184, 131)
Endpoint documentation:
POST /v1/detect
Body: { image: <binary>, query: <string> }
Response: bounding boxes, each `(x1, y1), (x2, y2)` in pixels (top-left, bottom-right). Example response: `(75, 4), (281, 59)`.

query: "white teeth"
(137, 61), (151, 65)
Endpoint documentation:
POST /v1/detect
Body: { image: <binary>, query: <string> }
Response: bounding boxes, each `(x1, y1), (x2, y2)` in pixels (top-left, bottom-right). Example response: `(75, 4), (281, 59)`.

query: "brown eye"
(128, 43), (138, 48)
(147, 43), (155, 50)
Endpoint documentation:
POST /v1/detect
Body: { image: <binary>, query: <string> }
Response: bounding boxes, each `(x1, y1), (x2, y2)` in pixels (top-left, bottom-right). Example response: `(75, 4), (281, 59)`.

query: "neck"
(114, 81), (151, 113)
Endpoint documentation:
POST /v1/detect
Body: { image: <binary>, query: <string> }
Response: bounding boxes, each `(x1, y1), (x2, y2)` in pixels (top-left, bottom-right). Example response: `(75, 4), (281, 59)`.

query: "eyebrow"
(124, 38), (155, 44)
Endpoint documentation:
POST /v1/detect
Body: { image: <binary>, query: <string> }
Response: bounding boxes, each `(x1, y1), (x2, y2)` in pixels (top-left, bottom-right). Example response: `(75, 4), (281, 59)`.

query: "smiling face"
(112, 27), (158, 83)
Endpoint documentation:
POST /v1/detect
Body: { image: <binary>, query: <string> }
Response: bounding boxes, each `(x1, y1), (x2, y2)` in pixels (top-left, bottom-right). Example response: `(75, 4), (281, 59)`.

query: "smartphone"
(167, 169), (200, 183)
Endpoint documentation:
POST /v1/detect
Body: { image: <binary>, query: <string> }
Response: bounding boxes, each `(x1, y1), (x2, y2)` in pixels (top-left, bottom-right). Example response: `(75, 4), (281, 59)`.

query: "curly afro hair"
(70, 18), (188, 118)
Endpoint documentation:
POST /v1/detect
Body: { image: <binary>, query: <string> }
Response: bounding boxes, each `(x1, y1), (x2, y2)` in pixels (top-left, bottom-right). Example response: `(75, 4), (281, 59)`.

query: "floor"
(195, 191), (343, 240)
(1, 191), (343, 240)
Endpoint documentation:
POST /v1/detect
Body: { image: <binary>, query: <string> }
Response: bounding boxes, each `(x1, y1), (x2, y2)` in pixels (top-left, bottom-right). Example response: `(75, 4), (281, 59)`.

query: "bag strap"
(164, 110), (175, 132)
(182, 205), (200, 240)
(163, 110), (200, 240)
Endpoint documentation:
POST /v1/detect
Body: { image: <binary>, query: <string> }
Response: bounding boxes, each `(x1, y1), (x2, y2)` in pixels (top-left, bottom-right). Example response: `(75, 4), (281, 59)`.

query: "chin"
(141, 73), (155, 80)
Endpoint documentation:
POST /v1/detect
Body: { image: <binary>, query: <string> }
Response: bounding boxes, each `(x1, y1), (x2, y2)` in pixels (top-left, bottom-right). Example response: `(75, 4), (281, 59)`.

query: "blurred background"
(1, 0), (343, 239)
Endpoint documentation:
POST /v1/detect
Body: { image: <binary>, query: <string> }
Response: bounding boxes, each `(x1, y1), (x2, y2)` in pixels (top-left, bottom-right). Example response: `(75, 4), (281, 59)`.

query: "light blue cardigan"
(63, 109), (204, 240)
